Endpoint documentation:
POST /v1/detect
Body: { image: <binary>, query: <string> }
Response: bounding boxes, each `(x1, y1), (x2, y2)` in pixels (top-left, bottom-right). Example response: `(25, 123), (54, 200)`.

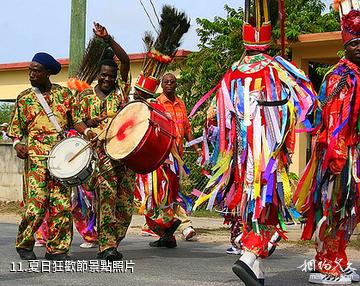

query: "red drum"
(105, 100), (176, 174)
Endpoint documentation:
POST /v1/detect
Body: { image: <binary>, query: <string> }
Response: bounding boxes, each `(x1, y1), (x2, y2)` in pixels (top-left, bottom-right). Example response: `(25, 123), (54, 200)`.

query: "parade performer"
(75, 22), (134, 261)
(293, 0), (360, 284)
(191, 0), (316, 284)
(134, 5), (194, 248)
(34, 25), (115, 250)
(8, 52), (92, 260)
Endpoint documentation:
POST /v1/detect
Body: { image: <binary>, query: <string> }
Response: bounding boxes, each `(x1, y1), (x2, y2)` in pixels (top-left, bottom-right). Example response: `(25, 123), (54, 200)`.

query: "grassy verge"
(285, 236), (360, 251)
(133, 207), (222, 218)
(190, 209), (221, 218)
(349, 234), (360, 250)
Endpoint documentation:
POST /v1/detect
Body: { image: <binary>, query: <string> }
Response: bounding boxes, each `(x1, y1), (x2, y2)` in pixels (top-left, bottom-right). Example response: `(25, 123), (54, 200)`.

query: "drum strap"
(33, 87), (63, 134)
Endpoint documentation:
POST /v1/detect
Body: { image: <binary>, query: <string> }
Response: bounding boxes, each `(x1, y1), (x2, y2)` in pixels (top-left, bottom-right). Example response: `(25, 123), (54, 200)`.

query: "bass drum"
(105, 100), (175, 174)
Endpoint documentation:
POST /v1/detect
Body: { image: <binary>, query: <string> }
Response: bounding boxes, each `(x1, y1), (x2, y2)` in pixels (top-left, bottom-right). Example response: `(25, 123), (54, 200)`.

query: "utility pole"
(69, 0), (86, 77)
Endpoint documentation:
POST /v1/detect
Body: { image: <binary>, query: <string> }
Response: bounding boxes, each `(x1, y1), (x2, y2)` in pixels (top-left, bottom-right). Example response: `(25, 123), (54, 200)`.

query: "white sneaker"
(182, 227), (196, 241)
(80, 242), (97, 249)
(342, 265), (360, 282)
(309, 273), (352, 284)
(34, 241), (45, 247)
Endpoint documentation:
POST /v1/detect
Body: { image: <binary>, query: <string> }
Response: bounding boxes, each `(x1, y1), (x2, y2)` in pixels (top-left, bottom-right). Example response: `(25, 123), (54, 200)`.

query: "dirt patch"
(0, 201), (23, 215)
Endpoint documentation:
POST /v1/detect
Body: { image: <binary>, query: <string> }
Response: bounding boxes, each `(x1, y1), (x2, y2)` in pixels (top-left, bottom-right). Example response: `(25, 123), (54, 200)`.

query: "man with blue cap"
(7, 52), (95, 261)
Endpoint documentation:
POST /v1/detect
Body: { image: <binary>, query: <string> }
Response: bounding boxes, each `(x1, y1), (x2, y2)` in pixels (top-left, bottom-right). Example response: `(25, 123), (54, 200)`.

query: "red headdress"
(333, 0), (360, 46)
(242, 0), (281, 52)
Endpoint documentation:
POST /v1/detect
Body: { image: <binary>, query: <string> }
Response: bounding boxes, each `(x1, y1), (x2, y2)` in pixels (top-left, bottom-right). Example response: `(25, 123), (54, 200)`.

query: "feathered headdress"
(67, 37), (108, 93)
(242, 0), (280, 52)
(333, 0), (360, 46)
(135, 5), (190, 96)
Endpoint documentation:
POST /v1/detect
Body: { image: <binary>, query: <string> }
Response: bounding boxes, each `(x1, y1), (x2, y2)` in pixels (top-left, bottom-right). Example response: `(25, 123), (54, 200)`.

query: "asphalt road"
(0, 222), (359, 286)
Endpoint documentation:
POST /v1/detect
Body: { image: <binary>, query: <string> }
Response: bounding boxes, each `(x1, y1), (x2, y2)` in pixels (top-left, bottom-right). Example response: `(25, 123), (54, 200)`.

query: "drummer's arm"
(71, 91), (97, 140)
(8, 98), (28, 159)
(93, 21), (130, 82)
(73, 122), (97, 140)
(108, 38), (130, 83)
(185, 132), (201, 157)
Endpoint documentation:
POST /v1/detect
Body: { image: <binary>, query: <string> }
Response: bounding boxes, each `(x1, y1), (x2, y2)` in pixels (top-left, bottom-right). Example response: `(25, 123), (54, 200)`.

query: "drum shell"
(121, 104), (175, 174)
(54, 158), (96, 187)
(47, 137), (97, 187)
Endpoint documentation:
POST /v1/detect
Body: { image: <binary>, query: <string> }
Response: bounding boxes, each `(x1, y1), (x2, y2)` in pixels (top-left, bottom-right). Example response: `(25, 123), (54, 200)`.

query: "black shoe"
(16, 248), (37, 260)
(45, 252), (70, 261)
(163, 219), (181, 241)
(149, 238), (166, 247)
(164, 237), (177, 248)
(149, 236), (177, 248)
(232, 260), (264, 286)
(97, 247), (123, 261)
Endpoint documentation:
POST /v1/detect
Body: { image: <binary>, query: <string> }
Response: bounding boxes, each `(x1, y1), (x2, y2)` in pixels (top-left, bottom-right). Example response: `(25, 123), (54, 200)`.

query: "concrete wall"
(0, 142), (23, 201)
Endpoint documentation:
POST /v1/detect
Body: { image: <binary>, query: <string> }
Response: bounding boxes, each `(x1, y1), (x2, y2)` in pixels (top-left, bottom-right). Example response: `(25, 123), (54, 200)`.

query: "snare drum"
(105, 100), (176, 174)
(47, 136), (97, 187)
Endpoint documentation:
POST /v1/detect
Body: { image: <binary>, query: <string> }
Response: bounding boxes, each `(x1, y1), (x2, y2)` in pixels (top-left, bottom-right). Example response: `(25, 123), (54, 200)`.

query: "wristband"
(84, 128), (92, 137)
(13, 139), (21, 148)
(104, 35), (112, 44)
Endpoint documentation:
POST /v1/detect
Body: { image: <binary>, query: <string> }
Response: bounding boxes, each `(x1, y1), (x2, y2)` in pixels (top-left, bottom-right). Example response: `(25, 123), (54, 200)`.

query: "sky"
(0, 0), (334, 64)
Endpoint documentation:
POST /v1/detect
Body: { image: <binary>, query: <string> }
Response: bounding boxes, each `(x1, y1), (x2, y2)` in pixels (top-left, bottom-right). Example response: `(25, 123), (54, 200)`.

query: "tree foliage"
(0, 103), (14, 125)
(175, 1), (340, 135)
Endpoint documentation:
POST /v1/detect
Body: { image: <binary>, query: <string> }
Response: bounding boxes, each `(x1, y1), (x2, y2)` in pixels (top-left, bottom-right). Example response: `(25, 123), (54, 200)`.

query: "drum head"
(105, 101), (150, 160)
(48, 137), (92, 179)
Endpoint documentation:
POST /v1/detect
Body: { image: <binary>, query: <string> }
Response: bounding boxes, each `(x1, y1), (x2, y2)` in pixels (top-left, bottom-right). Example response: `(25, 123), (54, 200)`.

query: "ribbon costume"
(191, 1), (316, 284)
(293, 0), (360, 283)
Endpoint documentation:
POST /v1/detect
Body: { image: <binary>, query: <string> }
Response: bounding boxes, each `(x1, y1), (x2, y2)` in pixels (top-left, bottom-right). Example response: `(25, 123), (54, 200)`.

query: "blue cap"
(32, 52), (61, 75)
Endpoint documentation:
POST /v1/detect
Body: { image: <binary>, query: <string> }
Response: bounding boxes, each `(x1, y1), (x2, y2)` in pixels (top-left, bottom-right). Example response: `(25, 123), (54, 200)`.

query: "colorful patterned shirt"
(8, 84), (79, 155)
(75, 86), (129, 168)
(156, 93), (191, 155)
(75, 86), (128, 134)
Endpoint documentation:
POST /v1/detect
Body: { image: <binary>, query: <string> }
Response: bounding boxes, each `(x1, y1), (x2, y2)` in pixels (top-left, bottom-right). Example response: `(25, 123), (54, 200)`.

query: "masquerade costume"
(294, 0), (360, 283)
(191, 1), (316, 284)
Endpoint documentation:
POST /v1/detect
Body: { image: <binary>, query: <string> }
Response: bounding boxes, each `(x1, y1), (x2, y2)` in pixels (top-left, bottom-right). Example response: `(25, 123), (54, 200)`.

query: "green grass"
(349, 235), (360, 250)
(133, 206), (222, 218)
(284, 235), (360, 251)
(190, 209), (221, 218)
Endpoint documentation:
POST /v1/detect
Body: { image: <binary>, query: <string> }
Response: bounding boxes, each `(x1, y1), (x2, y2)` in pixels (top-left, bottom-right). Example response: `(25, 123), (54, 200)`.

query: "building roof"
(291, 31), (342, 47)
(0, 49), (192, 71)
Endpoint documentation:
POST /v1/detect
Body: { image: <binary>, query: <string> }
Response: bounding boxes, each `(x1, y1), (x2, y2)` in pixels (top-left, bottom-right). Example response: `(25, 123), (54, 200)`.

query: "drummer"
(134, 71), (202, 248)
(8, 52), (94, 261)
(74, 22), (134, 261)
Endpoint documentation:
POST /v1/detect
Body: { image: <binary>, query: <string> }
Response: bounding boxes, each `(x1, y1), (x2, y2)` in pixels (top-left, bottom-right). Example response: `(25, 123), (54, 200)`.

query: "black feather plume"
(143, 31), (155, 51)
(75, 36), (108, 84)
(268, 0), (279, 25)
(153, 5), (190, 56)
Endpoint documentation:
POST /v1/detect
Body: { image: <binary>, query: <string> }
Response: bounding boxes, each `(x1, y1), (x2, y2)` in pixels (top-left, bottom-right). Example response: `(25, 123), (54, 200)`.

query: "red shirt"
(156, 93), (191, 155)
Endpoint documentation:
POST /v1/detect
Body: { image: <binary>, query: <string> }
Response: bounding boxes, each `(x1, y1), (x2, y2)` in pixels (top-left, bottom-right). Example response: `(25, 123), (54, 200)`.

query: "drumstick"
(68, 129), (105, 163)
(31, 154), (55, 158)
